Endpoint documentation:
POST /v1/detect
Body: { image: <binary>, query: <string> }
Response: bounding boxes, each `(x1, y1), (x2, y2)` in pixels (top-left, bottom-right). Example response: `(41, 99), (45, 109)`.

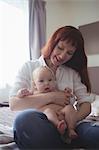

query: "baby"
(17, 66), (78, 140)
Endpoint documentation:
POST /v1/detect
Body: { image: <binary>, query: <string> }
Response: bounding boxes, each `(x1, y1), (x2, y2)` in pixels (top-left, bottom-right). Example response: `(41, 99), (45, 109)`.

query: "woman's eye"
(57, 46), (63, 50)
(67, 51), (74, 56)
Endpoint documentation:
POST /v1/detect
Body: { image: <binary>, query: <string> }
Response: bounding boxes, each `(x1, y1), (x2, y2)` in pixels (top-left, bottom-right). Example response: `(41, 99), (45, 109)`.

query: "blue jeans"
(13, 109), (99, 149)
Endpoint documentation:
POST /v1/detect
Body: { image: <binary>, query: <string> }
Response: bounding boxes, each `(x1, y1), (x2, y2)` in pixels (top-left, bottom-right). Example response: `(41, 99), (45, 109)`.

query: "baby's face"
(34, 68), (56, 93)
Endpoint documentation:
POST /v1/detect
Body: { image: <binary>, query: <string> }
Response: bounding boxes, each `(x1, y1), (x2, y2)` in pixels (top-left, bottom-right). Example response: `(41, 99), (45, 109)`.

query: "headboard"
(88, 66), (99, 95)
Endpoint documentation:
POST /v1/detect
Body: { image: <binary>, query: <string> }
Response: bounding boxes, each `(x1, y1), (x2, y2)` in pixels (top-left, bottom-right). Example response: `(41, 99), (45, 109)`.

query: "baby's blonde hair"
(32, 66), (55, 82)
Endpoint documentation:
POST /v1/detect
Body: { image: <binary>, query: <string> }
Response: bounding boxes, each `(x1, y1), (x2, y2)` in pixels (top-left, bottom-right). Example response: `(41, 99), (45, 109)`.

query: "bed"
(0, 104), (19, 149)
(0, 66), (99, 149)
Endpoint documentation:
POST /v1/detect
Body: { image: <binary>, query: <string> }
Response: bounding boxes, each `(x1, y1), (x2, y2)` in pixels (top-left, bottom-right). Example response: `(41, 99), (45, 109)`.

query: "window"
(0, 0), (29, 88)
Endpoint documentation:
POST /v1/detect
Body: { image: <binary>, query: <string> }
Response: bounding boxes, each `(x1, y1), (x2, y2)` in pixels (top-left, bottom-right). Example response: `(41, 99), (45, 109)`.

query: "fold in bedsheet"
(0, 106), (19, 149)
(0, 107), (18, 127)
(0, 141), (19, 150)
(0, 134), (13, 144)
(0, 102), (9, 107)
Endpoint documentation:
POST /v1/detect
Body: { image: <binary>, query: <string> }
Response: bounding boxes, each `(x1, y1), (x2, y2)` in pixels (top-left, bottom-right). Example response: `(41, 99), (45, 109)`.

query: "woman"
(9, 26), (99, 149)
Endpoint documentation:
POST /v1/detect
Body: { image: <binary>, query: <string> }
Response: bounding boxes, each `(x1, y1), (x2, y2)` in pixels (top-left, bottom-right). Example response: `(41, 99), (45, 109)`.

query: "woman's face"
(50, 40), (76, 67)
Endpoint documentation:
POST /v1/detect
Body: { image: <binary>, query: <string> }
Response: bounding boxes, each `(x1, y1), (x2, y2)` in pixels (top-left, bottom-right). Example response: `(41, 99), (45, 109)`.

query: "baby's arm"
(17, 88), (33, 98)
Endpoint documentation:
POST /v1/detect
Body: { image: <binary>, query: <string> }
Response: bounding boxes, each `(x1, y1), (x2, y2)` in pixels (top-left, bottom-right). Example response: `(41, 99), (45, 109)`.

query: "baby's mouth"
(44, 87), (51, 92)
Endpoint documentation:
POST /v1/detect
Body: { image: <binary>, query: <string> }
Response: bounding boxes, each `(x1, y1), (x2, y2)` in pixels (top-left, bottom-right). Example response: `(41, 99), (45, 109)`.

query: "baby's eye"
(39, 80), (44, 82)
(49, 78), (52, 81)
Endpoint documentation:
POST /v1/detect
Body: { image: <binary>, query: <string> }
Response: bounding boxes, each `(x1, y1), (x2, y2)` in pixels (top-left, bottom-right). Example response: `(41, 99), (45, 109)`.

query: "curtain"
(29, 0), (46, 60)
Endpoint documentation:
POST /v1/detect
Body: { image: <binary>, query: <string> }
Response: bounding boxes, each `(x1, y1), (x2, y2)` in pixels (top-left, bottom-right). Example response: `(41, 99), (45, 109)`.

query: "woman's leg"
(71, 122), (99, 148)
(13, 109), (67, 149)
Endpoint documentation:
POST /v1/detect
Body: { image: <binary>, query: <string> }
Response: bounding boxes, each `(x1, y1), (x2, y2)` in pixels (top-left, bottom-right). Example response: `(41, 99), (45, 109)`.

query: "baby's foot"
(57, 120), (67, 135)
(68, 129), (78, 139)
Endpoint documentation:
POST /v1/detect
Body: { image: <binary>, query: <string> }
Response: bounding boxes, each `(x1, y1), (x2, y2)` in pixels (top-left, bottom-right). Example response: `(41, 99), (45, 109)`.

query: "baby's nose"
(45, 81), (49, 85)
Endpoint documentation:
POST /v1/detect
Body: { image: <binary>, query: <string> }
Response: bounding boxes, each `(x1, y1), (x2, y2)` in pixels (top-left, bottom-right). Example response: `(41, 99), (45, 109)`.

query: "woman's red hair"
(41, 26), (91, 92)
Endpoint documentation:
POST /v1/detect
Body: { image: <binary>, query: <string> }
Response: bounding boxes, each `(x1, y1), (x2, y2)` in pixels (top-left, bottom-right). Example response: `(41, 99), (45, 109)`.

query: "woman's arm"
(9, 91), (71, 111)
(72, 69), (92, 121)
(76, 102), (91, 122)
(70, 102), (91, 125)
(9, 93), (53, 111)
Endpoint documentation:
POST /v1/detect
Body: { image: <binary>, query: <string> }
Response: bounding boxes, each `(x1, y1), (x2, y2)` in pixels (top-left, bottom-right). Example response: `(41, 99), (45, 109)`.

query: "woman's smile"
(54, 56), (59, 63)
(53, 56), (60, 66)
(50, 40), (76, 67)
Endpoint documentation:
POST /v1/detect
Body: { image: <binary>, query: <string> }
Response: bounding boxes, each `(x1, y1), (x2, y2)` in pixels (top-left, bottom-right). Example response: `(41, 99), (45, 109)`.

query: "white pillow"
(91, 94), (99, 116)
(0, 84), (11, 103)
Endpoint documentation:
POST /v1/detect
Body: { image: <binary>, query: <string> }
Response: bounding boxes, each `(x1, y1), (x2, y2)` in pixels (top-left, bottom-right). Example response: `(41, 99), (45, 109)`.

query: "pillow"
(0, 84), (11, 103)
(91, 94), (99, 116)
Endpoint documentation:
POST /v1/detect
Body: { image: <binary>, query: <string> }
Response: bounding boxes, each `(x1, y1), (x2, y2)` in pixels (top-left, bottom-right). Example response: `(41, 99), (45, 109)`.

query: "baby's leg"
(61, 105), (78, 139)
(44, 108), (66, 135)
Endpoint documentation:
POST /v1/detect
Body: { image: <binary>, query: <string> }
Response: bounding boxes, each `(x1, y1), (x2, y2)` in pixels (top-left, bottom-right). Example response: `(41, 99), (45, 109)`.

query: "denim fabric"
(13, 109), (99, 149)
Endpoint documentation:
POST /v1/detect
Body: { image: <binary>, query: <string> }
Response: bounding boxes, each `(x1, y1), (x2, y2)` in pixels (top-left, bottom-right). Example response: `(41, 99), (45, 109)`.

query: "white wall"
(46, 0), (99, 67)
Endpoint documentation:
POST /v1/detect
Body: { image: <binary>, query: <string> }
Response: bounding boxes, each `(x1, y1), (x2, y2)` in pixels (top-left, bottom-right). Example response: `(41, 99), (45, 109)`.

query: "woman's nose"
(59, 52), (66, 60)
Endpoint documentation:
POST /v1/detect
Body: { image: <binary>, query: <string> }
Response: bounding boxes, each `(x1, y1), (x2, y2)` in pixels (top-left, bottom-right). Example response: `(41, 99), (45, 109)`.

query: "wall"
(46, 0), (99, 38)
(88, 66), (99, 95)
(46, 0), (99, 67)
(79, 21), (99, 55)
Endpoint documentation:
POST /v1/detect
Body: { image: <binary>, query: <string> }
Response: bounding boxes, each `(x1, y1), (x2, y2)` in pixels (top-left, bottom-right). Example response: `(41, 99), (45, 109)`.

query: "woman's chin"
(52, 60), (59, 67)
(53, 63), (59, 67)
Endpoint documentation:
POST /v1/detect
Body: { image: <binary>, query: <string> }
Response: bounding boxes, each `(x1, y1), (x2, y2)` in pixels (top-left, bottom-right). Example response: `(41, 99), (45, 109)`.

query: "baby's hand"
(17, 88), (32, 98)
(64, 87), (72, 94)
(64, 87), (76, 104)
(64, 87), (73, 98)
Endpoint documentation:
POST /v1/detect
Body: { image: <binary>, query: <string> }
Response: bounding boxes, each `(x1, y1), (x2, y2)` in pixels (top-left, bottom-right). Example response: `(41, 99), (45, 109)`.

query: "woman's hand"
(50, 90), (71, 106)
